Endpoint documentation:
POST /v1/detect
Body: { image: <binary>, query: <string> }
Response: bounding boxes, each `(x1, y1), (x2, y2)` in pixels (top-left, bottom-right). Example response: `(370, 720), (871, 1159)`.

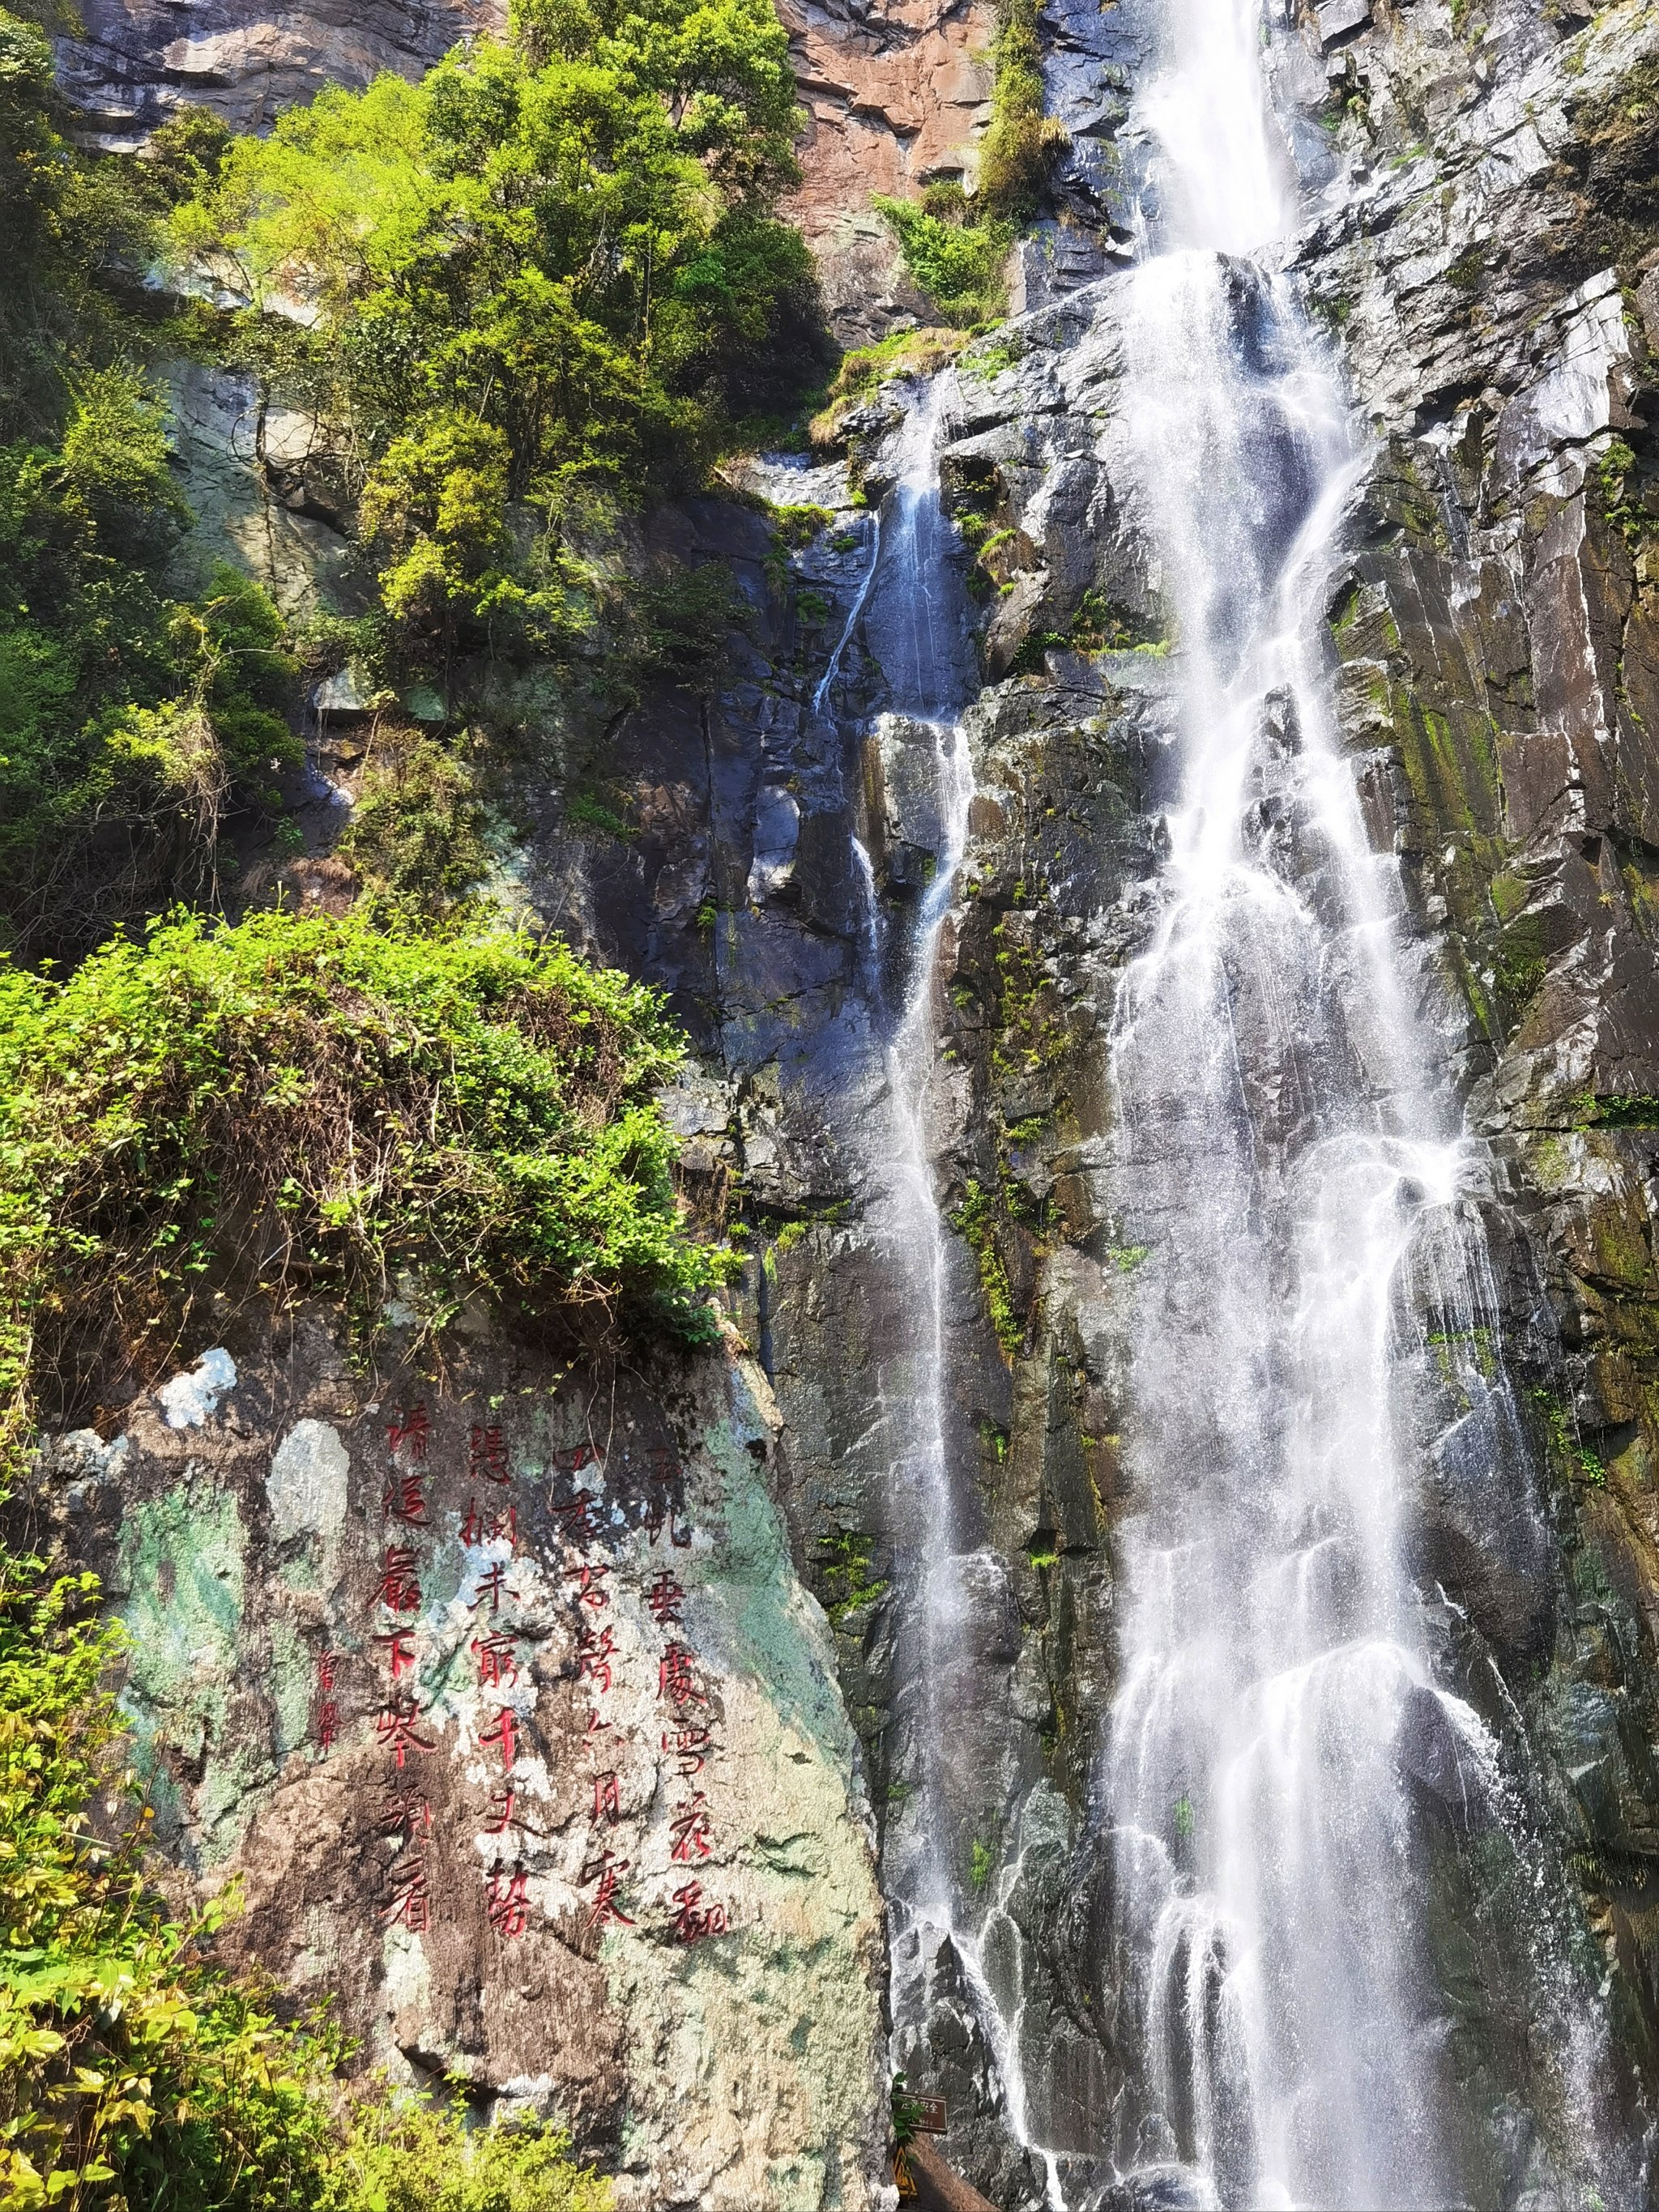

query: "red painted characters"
(469, 1422), (510, 1486)
(375, 1691), (435, 1770)
(486, 1865), (530, 1938)
(671, 1881), (729, 1946)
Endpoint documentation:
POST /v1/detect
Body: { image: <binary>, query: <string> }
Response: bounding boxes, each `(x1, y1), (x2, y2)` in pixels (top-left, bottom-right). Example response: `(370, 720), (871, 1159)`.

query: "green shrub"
(171, 6), (823, 658)
(0, 908), (731, 1470)
(335, 2097), (612, 2212)
(0, 412), (302, 959)
(338, 726), (497, 914)
(873, 196), (1012, 327)
(0, 31), (307, 963)
(949, 1179), (1021, 1353)
(976, 0), (1066, 221)
(0, 10), (158, 440)
(871, 0), (1063, 323)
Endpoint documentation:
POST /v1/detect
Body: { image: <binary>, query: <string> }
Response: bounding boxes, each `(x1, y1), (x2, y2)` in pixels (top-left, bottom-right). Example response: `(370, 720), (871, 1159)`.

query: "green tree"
(174, 9), (821, 658)
(0, 16), (304, 961)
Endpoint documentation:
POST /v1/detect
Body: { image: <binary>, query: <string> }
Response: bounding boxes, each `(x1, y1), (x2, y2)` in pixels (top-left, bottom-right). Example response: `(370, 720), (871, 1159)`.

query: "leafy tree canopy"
(0, 13), (302, 960)
(173, 0), (819, 653)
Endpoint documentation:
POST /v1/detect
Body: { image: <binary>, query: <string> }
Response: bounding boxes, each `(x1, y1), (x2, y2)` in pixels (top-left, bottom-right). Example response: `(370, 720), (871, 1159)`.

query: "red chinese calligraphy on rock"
(670, 1792), (713, 1863)
(314, 1650), (343, 1750)
(592, 1771), (621, 1826)
(552, 1494), (601, 1547)
(468, 1561), (518, 1617)
(381, 1784), (433, 1840)
(386, 1403), (430, 1460)
(644, 1493), (693, 1549)
(375, 1692), (435, 1769)
(483, 1784), (523, 1836)
(658, 1642), (706, 1710)
(486, 1865), (530, 1937)
(382, 1852), (431, 1933)
(552, 1443), (599, 1476)
(377, 1545), (423, 1613)
(462, 1498), (518, 1549)
(382, 1469), (429, 1526)
(566, 1561), (610, 1611)
(672, 1881), (729, 1946)
(646, 1571), (685, 1626)
(581, 1851), (634, 1931)
(480, 1705), (520, 1771)
(375, 1627), (417, 1679)
(662, 1724), (714, 1779)
(578, 1623), (616, 1694)
(471, 1632), (518, 1687)
(469, 1423), (510, 1486)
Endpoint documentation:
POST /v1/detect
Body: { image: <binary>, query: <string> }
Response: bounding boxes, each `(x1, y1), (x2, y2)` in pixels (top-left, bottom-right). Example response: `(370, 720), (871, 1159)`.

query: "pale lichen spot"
(157, 1347), (238, 1429)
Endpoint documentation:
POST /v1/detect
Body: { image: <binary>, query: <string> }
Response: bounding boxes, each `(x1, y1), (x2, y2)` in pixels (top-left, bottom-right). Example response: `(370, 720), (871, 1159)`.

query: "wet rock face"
(690, 3), (1659, 2193)
(1299, 0), (1659, 2107)
(21, 1323), (889, 2212)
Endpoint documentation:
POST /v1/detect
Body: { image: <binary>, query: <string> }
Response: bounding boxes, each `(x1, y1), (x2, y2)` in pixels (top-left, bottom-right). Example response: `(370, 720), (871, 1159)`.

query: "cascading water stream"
(848, 377), (975, 1897)
(829, 4), (1622, 2198)
(837, 380), (1069, 2201)
(1098, 0), (1566, 2202)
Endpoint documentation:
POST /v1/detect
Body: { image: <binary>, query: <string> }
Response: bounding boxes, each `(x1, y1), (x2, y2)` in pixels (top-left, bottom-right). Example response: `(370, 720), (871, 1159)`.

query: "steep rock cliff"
(34, 0), (1659, 2204)
(56, 0), (505, 145)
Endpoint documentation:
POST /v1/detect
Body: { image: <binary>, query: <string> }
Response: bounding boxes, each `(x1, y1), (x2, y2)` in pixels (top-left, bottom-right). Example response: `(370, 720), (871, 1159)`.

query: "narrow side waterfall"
(1098, 0), (1551, 2204)
(848, 380), (977, 1946)
(839, 382), (1068, 2189)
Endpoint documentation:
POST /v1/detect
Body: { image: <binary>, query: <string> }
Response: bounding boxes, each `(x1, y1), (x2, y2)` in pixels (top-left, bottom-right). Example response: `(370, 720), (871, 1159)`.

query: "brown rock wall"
(778, 0), (995, 339)
(20, 1316), (889, 2211)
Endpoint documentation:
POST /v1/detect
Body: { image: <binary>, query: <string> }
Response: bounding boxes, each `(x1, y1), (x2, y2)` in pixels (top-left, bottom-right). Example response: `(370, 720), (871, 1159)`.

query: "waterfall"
(1098, 0), (1571, 2202)
(828, 4), (1623, 2201)
(847, 377), (976, 1938)
(837, 377), (1071, 2195)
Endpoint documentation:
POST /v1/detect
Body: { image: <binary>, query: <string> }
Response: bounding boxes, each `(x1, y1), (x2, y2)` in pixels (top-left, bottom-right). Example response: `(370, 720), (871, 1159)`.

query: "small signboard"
(915, 2095), (948, 2135)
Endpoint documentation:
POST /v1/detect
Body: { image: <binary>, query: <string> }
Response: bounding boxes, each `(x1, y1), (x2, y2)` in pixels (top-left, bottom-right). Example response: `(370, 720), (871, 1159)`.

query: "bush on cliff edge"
(0, 906), (731, 1475)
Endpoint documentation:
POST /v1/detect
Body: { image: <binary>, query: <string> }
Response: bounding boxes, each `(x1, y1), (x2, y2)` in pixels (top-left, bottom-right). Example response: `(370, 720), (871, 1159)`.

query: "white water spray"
(821, 0), (1628, 2192)
(1098, 0), (1545, 2201)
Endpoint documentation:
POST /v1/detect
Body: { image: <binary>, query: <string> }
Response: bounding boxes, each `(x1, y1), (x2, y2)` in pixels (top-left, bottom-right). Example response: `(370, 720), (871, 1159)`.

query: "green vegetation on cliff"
(170, 0), (820, 658)
(874, 0), (1064, 326)
(0, 909), (731, 1474)
(0, 1554), (612, 2211)
(0, 16), (301, 960)
(0, 0), (827, 957)
(873, 184), (1012, 327)
(975, 0), (1066, 220)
